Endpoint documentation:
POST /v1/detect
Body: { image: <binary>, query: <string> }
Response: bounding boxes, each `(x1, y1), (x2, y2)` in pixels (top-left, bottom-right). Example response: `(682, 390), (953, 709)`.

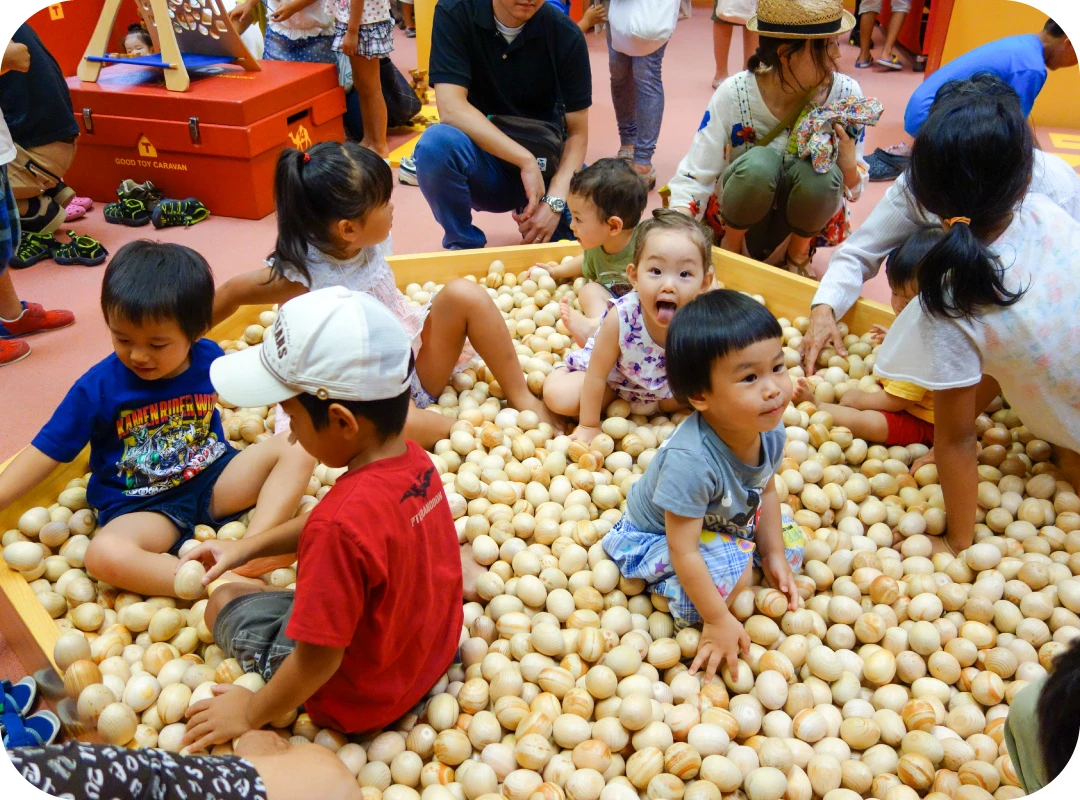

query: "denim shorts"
(214, 590), (298, 681)
(96, 447), (244, 556)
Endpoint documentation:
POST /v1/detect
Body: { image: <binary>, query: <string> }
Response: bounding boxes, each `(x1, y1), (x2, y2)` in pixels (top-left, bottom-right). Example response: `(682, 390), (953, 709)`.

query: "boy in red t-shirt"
(178, 287), (463, 749)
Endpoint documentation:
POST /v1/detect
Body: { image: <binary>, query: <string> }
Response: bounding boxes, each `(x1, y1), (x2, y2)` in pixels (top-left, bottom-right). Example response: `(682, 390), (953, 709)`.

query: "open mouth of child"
(655, 301), (677, 324)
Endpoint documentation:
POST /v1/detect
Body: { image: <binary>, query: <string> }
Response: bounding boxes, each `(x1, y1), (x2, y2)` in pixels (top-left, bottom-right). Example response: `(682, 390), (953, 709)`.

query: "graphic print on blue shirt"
(703, 489), (763, 539)
(114, 393), (227, 496)
(31, 340), (231, 517)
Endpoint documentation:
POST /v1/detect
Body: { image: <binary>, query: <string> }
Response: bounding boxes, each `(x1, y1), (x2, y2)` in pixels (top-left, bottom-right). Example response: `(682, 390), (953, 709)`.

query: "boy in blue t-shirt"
(0, 241), (315, 598)
(904, 18), (1076, 137)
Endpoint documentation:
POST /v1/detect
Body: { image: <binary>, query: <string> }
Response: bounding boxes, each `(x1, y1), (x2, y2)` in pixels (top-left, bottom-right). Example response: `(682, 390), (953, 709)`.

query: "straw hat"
(747, 0), (856, 39)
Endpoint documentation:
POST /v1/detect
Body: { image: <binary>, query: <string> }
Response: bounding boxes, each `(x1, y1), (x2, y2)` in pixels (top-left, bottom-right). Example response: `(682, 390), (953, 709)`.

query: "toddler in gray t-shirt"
(602, 289), (806, 682)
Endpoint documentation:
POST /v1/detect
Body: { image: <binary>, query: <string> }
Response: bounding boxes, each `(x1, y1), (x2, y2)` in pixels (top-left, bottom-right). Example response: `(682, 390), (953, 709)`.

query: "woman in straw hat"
(668, 0), (869, 275)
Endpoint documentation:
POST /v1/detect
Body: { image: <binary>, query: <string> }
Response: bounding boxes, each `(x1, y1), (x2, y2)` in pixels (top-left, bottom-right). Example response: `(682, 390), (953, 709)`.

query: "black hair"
(633, 209), (714, 271)
(294, 386), (411, 440)
(101, 240), (214, 341)
(272, 141), (393, 284)
(933, 72), (1022, 107)
(748, 36), (838, 94)
(884, 228), (943, 294)
(568, 158), (648, 228)
(908, 83), (1032, 319)
(1036, 641), (1080, 782)
(666, 290), (782, 402)
(125, 23), (153, 48)
(1045, 18), (1066, 37)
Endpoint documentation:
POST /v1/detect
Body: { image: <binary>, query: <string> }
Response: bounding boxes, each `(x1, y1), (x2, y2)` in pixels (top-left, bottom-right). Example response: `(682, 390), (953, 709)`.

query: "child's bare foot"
(560, 297), (599, 347)
(792, 377), (816, 405)
(460, 543), (485, 602)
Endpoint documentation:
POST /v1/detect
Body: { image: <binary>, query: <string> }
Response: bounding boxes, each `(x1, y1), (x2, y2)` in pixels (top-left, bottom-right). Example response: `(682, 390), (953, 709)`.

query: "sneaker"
(0, 301), (76, 338)
(8, 232), (56, 269)
(2, 708), (60, 747)
(104, 198), (151, 227)
(0, 339), (30, 366)
(1, 678), (37, 717)
(53, 230), (108, 266)
(45, 181), (76, 208)
(406, 27), (416, 38)
(117, 179), (164, 209)
(19, 197), (66, 235)
(398, 156), (418, 186)
(151, 197), (211, 228)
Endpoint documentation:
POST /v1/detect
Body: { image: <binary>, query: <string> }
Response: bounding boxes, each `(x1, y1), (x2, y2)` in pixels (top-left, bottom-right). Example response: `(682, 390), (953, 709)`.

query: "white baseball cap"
(211, 287), (413, 408)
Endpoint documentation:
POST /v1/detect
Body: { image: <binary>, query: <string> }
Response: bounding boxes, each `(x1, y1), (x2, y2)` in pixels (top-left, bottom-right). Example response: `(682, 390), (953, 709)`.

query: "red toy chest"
(65, 61), (346, 220)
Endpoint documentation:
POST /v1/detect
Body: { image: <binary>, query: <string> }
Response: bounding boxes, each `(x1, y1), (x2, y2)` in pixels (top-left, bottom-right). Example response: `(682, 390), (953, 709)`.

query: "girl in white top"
(214, 141), (560, 447)
(875, 85), (1080, 557)
(668, 1), (866, 274)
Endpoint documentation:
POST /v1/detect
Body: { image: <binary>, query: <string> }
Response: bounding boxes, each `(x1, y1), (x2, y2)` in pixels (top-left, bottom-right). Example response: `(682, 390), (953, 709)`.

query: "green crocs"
(8, 232), (56, 269)
(152, 198), (210, 229)
(104, 198), (151, 227)
(53, 230), (108, 267)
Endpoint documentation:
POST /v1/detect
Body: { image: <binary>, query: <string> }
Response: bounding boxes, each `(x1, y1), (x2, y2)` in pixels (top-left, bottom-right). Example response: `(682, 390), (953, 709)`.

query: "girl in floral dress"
(543, 210), (715, 440)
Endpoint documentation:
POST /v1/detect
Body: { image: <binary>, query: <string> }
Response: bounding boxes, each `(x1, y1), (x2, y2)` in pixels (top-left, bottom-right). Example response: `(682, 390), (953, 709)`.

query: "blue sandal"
(854, 59), (874, 69)
(2, 700), (61, 748)
(2, 677), (38, 717)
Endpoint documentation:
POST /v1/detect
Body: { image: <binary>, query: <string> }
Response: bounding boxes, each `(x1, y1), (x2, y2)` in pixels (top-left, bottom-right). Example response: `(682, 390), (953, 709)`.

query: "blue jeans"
(607, 29), (667, 167)
(413, 124), (573, 250)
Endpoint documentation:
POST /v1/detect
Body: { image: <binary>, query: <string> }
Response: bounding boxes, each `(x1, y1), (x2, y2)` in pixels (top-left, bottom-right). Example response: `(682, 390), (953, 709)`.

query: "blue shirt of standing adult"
(904, 35), (1047, 137)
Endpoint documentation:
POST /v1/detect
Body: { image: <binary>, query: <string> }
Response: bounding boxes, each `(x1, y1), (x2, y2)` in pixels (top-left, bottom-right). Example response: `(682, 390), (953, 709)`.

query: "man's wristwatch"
(541, 196), (566, 214)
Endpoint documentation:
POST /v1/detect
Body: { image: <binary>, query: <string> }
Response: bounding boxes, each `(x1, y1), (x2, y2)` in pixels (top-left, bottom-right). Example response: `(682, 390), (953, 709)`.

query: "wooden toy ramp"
(78, 0), (260, 92)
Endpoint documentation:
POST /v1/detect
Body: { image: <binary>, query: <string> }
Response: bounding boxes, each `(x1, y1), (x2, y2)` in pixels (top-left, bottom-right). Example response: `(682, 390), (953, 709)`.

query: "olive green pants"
(720, 147), (844, 260)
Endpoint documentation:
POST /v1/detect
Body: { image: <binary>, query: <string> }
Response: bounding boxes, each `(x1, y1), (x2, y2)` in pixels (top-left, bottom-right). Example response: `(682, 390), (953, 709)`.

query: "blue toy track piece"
(85, 53), (237, 69)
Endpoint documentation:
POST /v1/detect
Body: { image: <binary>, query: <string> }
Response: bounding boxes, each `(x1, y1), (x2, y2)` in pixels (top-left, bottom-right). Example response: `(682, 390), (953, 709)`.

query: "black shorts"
(7, 741), (267, 800)
(96, 447), (245, 556)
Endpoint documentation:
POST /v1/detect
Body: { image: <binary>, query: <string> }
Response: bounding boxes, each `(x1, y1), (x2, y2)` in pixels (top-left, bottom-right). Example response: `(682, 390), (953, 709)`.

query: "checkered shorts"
(0, 165), (18, 275)
(602, 515), (807, 627)
(333, 19), (395, 58)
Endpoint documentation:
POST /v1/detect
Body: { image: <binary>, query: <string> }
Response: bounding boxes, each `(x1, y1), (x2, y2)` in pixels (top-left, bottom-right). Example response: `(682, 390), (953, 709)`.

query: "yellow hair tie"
(942, 216), (971, 230)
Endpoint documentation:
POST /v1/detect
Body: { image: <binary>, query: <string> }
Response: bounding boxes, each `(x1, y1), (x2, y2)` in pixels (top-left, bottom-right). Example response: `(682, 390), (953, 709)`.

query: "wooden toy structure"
(77, 0), (260, 92)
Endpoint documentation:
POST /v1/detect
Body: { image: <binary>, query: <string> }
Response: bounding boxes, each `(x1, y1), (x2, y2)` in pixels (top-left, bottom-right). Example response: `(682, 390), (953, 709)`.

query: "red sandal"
(0, 339), (30, 366)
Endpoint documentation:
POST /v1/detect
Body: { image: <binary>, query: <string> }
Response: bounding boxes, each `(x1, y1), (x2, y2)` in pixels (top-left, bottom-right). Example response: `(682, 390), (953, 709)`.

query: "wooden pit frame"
(0, 243), (893, 693)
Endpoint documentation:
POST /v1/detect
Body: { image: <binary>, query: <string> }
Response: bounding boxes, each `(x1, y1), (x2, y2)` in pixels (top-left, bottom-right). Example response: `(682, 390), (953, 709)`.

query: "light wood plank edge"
(0, 242), (892, 681)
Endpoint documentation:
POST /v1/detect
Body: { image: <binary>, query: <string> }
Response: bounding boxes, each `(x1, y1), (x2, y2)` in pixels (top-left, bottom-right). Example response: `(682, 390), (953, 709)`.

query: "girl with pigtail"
(214, 141), (561, 448)
(874, 81), (1080, 558)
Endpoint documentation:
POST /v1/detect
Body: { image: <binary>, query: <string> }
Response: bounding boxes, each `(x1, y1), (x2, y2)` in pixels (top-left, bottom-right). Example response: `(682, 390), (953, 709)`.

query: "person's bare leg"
(713, 21), (734, 88)
(406, 404), (455, 450)
(879, 12), (909, 62)
(1053, 446), (1080, 493)
(857, 12), (875, 63)
(562, 283), (613, 346)
(542, 368), (588, 419)
(0, 270), (25, 319)
(84, 512), (187, 596)
(349, 54), (389, 158)
(203, 580), (277, 630)
(793, 378), (889, 442)
(785, 233), (814, 265)
(247, 742), (363, 800)
(210, 435), (316, 538)
(417, 279), (559, 427)
(402, 3), (415, 29)
(460, 542), (485, 602)
(720, 226), (747, 254)
(725, 559), (753, 608)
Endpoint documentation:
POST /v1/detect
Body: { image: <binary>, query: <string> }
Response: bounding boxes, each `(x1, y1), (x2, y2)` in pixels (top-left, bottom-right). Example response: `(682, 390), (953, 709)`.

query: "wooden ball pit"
(0, 244), (1062, 797)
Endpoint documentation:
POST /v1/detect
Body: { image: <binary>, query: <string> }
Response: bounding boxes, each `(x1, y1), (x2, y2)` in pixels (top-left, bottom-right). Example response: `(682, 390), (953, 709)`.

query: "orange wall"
(940, 0), (1080, 128)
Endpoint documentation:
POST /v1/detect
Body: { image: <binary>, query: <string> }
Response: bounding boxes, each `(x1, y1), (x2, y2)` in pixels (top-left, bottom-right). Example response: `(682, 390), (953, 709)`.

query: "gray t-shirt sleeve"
(651, 446), (721, 521)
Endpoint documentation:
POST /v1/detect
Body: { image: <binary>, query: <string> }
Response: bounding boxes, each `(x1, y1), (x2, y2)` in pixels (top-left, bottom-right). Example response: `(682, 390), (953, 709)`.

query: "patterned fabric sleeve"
(8, 741), (267, 800)
(666, 79), (744, 215)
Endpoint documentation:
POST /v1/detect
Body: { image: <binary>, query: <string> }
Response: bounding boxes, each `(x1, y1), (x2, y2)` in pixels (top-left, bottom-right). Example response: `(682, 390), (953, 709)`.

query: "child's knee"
(205, 583), (252, 630)
(440, 277), (487, 308)
(83, 535), (132, 582)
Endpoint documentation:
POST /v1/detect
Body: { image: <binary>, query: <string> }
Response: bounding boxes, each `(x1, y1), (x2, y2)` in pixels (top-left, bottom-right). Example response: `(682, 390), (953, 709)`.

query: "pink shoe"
(64, 204), (87, 222)
(68, 196), (94, 210)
